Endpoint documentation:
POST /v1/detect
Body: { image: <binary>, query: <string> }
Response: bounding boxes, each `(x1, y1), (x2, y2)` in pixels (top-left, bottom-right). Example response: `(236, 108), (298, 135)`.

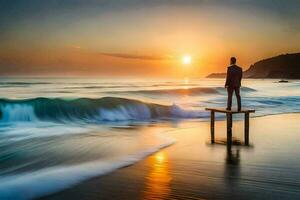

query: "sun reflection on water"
(143, 151), (171, 199)
(183, 77), (190, 89)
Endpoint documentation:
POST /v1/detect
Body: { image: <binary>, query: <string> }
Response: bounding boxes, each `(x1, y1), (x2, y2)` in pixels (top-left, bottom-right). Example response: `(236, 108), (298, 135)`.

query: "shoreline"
(42, 113), (300, 200)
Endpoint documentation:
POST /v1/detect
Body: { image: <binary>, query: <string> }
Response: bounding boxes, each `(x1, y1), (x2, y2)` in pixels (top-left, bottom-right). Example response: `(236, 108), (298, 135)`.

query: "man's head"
(230, 57), (236, 65)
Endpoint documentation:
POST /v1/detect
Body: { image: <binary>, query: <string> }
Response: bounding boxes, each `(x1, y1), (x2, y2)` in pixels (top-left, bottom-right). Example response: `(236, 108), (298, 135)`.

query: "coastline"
(43, 113), (300, 200)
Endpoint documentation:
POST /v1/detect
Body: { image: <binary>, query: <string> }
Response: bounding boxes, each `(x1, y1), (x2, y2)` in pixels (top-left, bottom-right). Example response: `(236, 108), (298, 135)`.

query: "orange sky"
(1, 1), (300, 77)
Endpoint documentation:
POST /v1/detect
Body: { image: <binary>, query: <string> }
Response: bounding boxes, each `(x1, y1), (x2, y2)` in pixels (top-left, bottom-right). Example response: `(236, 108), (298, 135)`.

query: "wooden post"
(226, 113), (232, 149)
(210, 111), (215, 143)
(205, 108), (254, 147)
(244, 112), (249, 145)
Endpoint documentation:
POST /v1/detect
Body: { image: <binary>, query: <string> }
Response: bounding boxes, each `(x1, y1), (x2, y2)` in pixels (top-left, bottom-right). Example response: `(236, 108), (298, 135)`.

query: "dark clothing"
(225, 64), (243, 110)
(225, 65), (243, 87)
(227, 87), (241, 110)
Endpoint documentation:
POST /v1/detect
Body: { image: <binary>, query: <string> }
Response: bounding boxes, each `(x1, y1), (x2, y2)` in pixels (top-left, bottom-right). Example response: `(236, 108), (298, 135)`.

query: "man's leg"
(235, 87), (241, 111)
(227, 87), (233, 110)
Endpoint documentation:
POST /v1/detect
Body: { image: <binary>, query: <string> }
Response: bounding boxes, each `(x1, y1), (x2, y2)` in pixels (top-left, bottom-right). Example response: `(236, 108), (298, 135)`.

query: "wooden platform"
(205, 107), (255, 147)
(205, 108), (255, 114)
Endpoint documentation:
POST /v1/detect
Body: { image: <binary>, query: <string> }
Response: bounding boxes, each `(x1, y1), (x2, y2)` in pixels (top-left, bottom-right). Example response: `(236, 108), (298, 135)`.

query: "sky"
(0, 0), (300, 77)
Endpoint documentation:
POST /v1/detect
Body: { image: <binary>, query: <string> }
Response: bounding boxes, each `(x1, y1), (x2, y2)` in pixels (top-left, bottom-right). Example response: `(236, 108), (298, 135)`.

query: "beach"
(43, 113), (300, 200)
(1, 78), (300, 199)
(2, 1), (300, 199)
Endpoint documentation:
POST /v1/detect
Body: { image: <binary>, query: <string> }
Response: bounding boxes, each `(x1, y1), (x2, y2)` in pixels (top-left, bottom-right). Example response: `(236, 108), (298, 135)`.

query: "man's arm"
(239, 68), (243, 86)
(225, 67), (230, 87)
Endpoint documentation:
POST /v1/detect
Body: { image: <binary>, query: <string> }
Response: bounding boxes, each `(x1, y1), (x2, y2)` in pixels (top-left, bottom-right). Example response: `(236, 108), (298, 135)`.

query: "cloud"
(99, 52), (173, 60)
(64, 47), (174, 61)
(70, 45), (81, 49)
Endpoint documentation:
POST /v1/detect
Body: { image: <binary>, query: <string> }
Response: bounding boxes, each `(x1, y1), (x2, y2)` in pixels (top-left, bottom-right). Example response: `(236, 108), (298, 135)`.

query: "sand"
(43, 113), (300, 200)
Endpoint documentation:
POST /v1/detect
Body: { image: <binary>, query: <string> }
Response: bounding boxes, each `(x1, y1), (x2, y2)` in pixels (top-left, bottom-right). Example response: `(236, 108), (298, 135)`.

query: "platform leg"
(210, 111), (215, 143)
(245, 113), (249, 145)
(227, 113), (232, 150)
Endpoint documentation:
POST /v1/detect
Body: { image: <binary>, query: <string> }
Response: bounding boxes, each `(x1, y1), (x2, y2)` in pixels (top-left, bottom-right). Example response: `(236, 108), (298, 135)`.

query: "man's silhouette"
(225, 57), (242, 111)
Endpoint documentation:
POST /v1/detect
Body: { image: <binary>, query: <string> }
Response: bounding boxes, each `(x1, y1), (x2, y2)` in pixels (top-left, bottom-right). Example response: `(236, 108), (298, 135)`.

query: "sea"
(0, 77), (299, 199)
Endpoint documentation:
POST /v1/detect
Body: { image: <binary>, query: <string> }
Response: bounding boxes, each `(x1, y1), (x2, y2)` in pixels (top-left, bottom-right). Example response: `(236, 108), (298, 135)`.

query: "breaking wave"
(0, 97), (202, 123)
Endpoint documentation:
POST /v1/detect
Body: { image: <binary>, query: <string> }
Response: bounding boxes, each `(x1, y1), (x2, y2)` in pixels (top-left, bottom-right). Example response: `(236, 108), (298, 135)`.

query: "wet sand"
(43, 114), (300, 200)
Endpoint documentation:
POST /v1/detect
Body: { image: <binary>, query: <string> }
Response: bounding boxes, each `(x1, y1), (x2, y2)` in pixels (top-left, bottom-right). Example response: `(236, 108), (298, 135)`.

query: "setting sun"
(182, 55), (192, 65)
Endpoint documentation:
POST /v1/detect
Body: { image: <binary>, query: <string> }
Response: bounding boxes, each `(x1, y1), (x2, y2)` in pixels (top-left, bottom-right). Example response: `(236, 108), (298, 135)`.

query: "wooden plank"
(226, 113), (232, 150)
(245, 112), (250, 145)
(210, 111), (215, 143)
(205, 107), (255, 114)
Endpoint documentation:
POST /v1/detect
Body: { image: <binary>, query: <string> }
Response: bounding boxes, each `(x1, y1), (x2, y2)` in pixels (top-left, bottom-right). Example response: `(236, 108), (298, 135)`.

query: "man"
(225, 57), (243, 111)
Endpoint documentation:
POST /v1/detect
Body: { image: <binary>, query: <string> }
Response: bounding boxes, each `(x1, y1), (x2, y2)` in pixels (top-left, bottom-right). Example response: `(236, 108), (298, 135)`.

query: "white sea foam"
(0, 135), (175, 200)
(0, 104), (37, 122)
(97, 104), (152, 121)
(0, 122), (95, 142)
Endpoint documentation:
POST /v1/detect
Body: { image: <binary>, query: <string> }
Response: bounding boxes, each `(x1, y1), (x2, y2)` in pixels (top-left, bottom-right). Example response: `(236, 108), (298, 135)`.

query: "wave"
(0, 82), (51, 85)
(0, 97), (202, 123)
(112, 86), (256, 96)
(0, 135), (175, 200)
(64, 85), (141, 89)
(124, 87), (219, 95)
(0, 82), (52, 88)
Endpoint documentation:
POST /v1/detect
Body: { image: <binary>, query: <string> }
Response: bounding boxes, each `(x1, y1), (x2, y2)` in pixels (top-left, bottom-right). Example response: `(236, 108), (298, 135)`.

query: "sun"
(182, 55), (192, 65)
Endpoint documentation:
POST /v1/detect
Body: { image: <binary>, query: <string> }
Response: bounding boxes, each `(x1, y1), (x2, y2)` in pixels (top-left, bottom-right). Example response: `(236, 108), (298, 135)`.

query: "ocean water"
(0, 77), (299, 199)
